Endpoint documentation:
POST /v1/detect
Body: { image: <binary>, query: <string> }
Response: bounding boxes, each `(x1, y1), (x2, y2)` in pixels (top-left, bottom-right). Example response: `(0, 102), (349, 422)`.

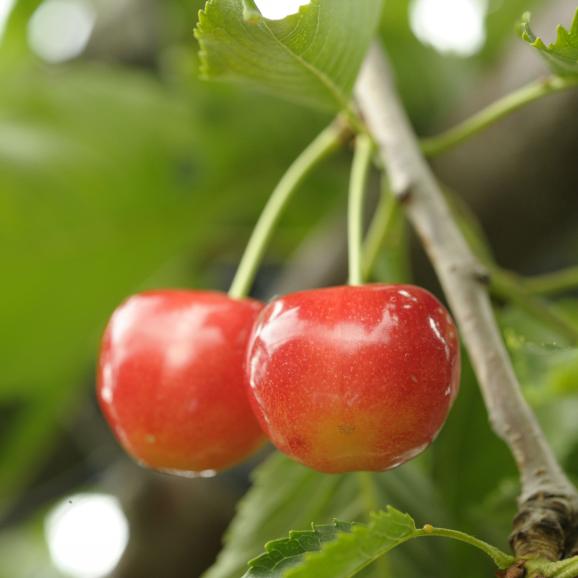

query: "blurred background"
(1, 0), (578, 576)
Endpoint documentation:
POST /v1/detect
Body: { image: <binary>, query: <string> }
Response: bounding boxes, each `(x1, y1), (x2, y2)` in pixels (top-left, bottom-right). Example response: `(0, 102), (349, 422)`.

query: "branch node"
(511, 492), (577, 561)
(334, 114), (357, 148)
(565, 525), (578, 557)
(473, 266), (491, 286)
(396, 184), (414, 204)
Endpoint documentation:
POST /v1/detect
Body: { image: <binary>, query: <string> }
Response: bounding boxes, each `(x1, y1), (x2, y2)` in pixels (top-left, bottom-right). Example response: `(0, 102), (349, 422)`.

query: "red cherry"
(246, 284), (460, 473)
(97, 290), (266, 476)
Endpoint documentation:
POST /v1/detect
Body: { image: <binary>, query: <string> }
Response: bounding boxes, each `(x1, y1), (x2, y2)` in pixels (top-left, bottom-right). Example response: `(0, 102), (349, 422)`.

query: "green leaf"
(244, 506), (513, 578)
(195, 0), (383, 110)
(204, 452), (451, 578)
(0, 58), (336, 507)
(285, 507), (416, 578)
(519, 9), (578, 76)
(500, 302), (578, 402)
(499, 302), (578, 478)
(243, 520), (355, 578)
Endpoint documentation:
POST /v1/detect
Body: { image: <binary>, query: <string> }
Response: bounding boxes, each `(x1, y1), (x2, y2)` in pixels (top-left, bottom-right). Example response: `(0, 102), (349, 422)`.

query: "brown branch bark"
(355, 42), (578, 561)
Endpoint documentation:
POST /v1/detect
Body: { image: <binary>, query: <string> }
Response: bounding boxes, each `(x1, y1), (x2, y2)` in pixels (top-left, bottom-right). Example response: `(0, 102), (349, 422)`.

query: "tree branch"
(355, 42), (578, 561)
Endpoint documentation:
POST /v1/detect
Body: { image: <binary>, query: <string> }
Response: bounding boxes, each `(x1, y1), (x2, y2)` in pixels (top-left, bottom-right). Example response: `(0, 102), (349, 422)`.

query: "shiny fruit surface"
(246, 284), (460, 473)
(98, 290), (265, 475)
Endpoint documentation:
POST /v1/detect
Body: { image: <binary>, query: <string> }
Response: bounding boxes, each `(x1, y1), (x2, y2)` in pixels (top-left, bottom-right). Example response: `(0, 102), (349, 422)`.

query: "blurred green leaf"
(519, 9), (578, 76)
(0, 63), (208, 508)
(0, 391), (75, 505)
(0, 58), (338, 506)
(0, 66), (207, 397)
(500, 301), (578, 402)
(499, 302), (578, 474)
(195, 0), (383, 110)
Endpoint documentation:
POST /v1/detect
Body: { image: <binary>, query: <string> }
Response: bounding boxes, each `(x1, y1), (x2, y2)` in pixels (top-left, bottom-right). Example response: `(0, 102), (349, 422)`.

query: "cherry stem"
(347, 133), (373, 286)
(228, 121), (348, 300)
(362, 177), (401, 281)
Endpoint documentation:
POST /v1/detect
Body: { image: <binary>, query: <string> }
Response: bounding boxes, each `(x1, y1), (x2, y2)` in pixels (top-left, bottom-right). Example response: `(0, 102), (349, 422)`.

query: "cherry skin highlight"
(246, 284), (460, 473)
(97, 290), (266, 476)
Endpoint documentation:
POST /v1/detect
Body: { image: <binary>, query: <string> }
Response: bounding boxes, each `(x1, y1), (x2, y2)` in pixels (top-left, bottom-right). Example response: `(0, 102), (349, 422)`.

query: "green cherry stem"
(421, 75), (578, 157)
(348, 133), (373, 286)
(362, 178), (400, 281)
(228, 121), (349, 300)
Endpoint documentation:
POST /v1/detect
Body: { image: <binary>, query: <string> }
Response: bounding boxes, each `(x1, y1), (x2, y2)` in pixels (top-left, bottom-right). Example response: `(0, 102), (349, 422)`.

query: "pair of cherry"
(97, 284), (460, 476)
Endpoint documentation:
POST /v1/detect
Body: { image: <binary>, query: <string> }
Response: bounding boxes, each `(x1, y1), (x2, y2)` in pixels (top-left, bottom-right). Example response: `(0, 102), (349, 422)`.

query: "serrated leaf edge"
(194, 0), (360, 111)
(243, 519), (355, 576)
(518, 9), (578, 75)
(242, 505), (515, 578)
(284, 506), (417, 578)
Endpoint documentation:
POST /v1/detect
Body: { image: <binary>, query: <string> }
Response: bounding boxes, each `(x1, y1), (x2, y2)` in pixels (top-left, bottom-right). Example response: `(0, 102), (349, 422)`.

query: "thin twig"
(355, 42), (578, 560)
(421, 76), (578, 157)
(524, 267), (578, 297)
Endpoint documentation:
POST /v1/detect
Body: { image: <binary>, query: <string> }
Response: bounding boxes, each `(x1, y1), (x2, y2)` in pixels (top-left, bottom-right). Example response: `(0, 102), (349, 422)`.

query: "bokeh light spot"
(254, 0), (311, 20)
(45, 493), (129, 578)
(409, 0), (487, 57)
(28, 0), (95, 63)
